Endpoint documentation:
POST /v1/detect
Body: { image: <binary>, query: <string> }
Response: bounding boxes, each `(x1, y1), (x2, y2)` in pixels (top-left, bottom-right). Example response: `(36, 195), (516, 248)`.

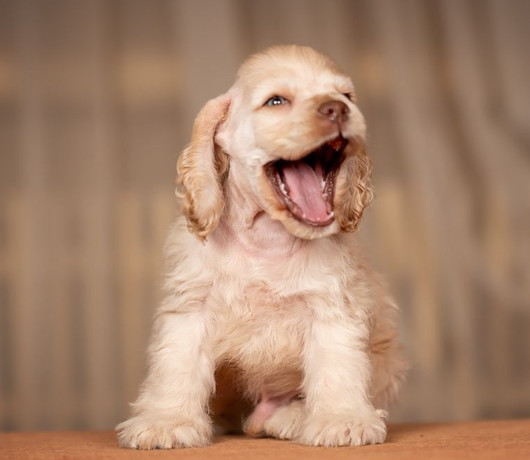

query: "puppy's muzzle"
(317, 100), (349, 125)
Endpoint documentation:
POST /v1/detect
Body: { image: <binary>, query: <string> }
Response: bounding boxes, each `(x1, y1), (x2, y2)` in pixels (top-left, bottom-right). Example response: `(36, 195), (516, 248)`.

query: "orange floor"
(1, 419), (529, 460)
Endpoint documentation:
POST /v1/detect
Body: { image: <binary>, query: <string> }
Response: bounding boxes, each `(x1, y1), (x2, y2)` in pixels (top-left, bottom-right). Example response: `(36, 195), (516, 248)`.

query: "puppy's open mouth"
(265, 136), (347, 226)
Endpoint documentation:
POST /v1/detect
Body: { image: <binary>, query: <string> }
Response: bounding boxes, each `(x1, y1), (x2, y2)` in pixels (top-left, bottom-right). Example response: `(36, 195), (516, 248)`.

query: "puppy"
(117, 45), (407, 448)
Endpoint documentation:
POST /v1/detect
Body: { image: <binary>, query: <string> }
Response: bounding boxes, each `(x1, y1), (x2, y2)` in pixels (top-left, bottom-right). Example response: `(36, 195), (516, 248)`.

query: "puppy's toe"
(116, 413), (212, 449)
(297, 409), (387, 447)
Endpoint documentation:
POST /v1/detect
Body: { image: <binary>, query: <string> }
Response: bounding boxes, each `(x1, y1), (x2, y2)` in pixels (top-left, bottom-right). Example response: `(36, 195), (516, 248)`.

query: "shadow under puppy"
(117, 45), (407, 449)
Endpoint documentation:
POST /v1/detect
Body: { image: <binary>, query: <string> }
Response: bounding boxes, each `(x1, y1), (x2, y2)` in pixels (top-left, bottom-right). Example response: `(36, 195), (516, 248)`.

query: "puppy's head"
(177, 45), (373, 240)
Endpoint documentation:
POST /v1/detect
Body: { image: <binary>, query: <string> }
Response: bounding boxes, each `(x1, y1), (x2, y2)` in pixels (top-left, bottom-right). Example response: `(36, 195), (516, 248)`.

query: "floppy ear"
(176, 94), (231, 241)
(337, 146), (375, 233)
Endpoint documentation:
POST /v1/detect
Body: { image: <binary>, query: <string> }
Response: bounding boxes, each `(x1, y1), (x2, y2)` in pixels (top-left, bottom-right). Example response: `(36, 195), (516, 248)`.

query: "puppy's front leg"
(117, 301), (214, 449)
(299, 316), (387, 447)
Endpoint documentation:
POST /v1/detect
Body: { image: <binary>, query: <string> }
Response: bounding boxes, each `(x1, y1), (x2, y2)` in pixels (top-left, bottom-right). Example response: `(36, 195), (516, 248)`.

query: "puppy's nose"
(317, 100), (349, 124)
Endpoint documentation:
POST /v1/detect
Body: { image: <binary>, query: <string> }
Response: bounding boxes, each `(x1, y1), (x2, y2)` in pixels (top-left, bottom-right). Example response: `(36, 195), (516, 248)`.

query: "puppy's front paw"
(116, 413), (212, 449)
(298, 409), (387, 447)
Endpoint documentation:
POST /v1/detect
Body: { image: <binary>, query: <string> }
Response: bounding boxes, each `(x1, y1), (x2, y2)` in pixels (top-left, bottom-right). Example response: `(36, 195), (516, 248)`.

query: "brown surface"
(1, 420), (529, 460)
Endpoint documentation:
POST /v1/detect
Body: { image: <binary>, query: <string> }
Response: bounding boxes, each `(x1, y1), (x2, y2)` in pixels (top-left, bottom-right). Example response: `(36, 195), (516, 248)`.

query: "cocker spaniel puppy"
(117, 45), (407, 449)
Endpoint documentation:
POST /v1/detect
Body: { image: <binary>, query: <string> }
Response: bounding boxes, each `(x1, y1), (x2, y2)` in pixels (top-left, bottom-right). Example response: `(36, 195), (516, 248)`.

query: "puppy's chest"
(212, 280), (310, 373)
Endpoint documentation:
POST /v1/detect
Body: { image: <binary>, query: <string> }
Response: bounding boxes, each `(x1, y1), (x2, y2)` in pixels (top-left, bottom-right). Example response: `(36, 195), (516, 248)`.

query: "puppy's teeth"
(329, 138), (342, 150)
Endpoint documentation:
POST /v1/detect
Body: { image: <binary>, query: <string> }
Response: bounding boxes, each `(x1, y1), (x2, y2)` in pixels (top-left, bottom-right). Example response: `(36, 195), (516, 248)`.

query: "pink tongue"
(282, 161), (330, 222)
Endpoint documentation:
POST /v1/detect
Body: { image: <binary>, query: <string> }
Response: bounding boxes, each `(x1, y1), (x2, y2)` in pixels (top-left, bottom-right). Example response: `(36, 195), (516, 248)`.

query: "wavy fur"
(176, 94), (230, 240)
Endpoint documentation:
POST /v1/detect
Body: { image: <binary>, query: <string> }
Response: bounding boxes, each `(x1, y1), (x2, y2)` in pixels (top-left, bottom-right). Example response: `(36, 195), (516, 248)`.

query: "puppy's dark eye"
(264, 95), (288, 106)
(343, 93), (353, 101)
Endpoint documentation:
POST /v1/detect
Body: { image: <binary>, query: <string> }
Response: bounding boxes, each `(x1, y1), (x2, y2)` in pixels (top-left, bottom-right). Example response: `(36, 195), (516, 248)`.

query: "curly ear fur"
(337, 147), (375, 233)
(176, 94), (230, 241)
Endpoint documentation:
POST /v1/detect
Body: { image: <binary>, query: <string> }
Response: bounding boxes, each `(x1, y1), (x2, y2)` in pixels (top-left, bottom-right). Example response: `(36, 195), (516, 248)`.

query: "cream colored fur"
(117, 45), (407, 449)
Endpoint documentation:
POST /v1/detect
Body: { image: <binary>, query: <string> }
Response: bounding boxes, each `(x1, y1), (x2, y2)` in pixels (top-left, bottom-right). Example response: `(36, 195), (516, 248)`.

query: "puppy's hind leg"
(369, 333), (408, 410)
(243, 390), (301, 439)
(368, 301), (408, 410)
(261, 398), (305, 440)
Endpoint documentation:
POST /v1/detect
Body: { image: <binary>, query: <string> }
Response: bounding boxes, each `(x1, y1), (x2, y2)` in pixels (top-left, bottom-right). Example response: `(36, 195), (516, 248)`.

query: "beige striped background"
(0, 0), (529, 430)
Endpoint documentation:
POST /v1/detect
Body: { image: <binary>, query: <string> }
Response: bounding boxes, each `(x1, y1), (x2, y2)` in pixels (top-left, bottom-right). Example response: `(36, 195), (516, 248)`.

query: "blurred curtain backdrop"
(0, 0), (529, 430)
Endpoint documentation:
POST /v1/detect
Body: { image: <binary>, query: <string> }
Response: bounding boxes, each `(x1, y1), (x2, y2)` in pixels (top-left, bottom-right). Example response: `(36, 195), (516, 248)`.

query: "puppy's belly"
(214, 322), (305, 399)
(212, 288), (309, 400)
